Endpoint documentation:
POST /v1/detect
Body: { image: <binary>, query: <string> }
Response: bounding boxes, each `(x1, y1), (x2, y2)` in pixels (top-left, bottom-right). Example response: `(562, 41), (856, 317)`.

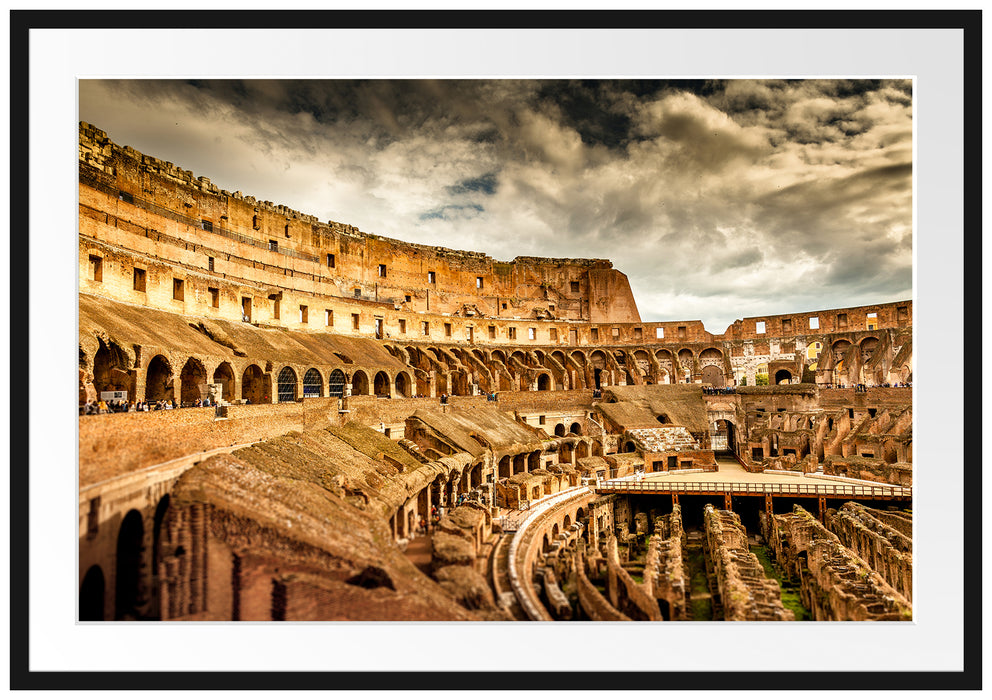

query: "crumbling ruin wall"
(825, 502), (912, 602)
(703, 504), (793, 621)
(574, 543), (631, 621)
(763, 505), (911, 621)
(644, 507), (689, 620)
(604, 535), (662, 621)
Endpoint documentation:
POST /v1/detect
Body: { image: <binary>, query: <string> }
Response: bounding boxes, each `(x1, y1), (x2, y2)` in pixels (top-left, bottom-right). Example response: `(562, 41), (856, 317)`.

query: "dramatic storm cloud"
(79, 78), (912, 332)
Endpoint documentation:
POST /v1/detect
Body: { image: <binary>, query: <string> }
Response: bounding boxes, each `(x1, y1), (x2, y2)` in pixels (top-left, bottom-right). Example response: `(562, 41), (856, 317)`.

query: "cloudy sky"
(79, 79), (912, 333)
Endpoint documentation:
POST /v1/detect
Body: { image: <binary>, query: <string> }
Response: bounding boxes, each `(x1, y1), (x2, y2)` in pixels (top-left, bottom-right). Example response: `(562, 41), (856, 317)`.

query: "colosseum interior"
(78, 121), (913, 624)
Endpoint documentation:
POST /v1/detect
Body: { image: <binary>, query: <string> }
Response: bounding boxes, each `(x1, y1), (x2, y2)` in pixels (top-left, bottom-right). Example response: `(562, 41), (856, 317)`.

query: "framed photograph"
(11, 8), (979, 694)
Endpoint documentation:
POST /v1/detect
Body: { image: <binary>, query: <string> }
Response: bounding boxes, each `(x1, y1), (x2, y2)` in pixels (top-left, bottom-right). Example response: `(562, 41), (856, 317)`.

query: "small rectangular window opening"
(428, 271), (436, 284)
(88, 255), (103, 282)
(398, 319), (407, 334)
(755, 321), (766, 334)
(656, 327), (664, 339)
(352, 313), (360, 330)
(476, 277), (483, 289)
(327, 254), (335, 267)
(325, 310), (333, 327)
(422, 321), (430, 336)
(354, 288), (361, 298)
(570, 281), (580, 293)
(133, 267), (146, 292)
(300, 305), (308, 324)
(269, 240), (278, 252)
(509, 327), (517, 340)
(173, 278), (184, 301)
(209, 287), (219, 308)
(529, 328), (536, 340)
(379, 264), (387, 278)
(444, 323), (452, 337)
(809, 317), (819, 329)
(208, 256), (215, 272)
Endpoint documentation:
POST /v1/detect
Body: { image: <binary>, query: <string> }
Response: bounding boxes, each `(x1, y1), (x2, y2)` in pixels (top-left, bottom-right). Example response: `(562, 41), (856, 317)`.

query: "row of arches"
(82, 342), (418, 404)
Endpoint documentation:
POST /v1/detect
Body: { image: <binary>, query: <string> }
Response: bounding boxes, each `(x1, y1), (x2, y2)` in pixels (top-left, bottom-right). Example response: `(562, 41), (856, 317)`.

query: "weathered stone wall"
(826, 502), (912, 602)
(645, 507), (689, 620)
(703, 504), (793, 621)
(762, 505), (912, 621)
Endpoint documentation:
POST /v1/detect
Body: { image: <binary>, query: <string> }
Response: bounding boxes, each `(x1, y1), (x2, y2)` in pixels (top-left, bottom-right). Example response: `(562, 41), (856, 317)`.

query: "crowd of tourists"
(702, 386), (737, 395)
(80, 396), (220, 415)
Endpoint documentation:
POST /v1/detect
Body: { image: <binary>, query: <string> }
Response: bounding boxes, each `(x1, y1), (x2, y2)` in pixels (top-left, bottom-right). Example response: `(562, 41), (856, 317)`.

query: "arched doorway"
(537, 373), (552, 391)
(775, 369), (793, 385)
(93, 339), (134, 399)
(145, 355), (174, 402)
(303, 368), (323, 397)
(498, 455), (512, 479)
(328, 369), (346, 398)
(554, 424), (566, 437)
(351, 370), (369, 396)
(212, 362), (235, 401)
(79, 565), (105, 621)
(241, 364), (266, 404)
(115, 510), (144, 620)
(701, 364), (725, 387)
(570, 422), (582, 435)
(151, 495), (170, 619)
(179, 357), (207, 405)
(277, 366), (298, 402)
(373, 371), (390, 397)
(395, 372), (411, 398)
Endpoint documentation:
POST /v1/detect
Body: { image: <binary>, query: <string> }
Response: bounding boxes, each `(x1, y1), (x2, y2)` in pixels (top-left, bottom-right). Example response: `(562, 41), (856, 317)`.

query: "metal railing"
(596, 479), (911, 499)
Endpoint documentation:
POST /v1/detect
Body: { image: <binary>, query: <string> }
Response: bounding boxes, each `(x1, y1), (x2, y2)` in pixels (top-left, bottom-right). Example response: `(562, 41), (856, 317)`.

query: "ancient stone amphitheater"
(78, 122), (913, 622)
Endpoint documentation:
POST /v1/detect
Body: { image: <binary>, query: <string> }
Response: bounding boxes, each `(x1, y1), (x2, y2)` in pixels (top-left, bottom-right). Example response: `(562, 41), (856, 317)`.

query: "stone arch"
(303, 368), (323, 397)
(860, 336), (880, 363)
(563, 513), (572, 530)
(93, 338), (135, 399)
(241, 364), (266, 404)
(570, 422), (582, 435)
(145, 355), (174, 402)
(528, 451), (541, 471)
(677, 349), (694, 382)
(590, 350), (607, 388)
(623, 440), (637, 453)
(592, 441), (603, 457)
(395, 371), (411, 398)
(150, 495), (170, 617)
(513, 453), (527, 475)
(373, 371), (391, 397)
(80, 565), (105, 621)
(115, 509), (145, 620)
(551, 523), (560, 540)
(775, 369), (793, 385)
(832, 339), (852, 363)
(575, 441), (589, 460)
(277, 366), (298, 402)
(351, 370), (370, 396)
(537, 373), (552, 391)
(498, 455), (512, 479)
(701, 365), (725, 386)
(713, 418), (737, 453)
(212, 362), (236, 401)
(327, 369), (347, 398)
(180, 357), (207, 405)
(554, 423), (566, 437)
